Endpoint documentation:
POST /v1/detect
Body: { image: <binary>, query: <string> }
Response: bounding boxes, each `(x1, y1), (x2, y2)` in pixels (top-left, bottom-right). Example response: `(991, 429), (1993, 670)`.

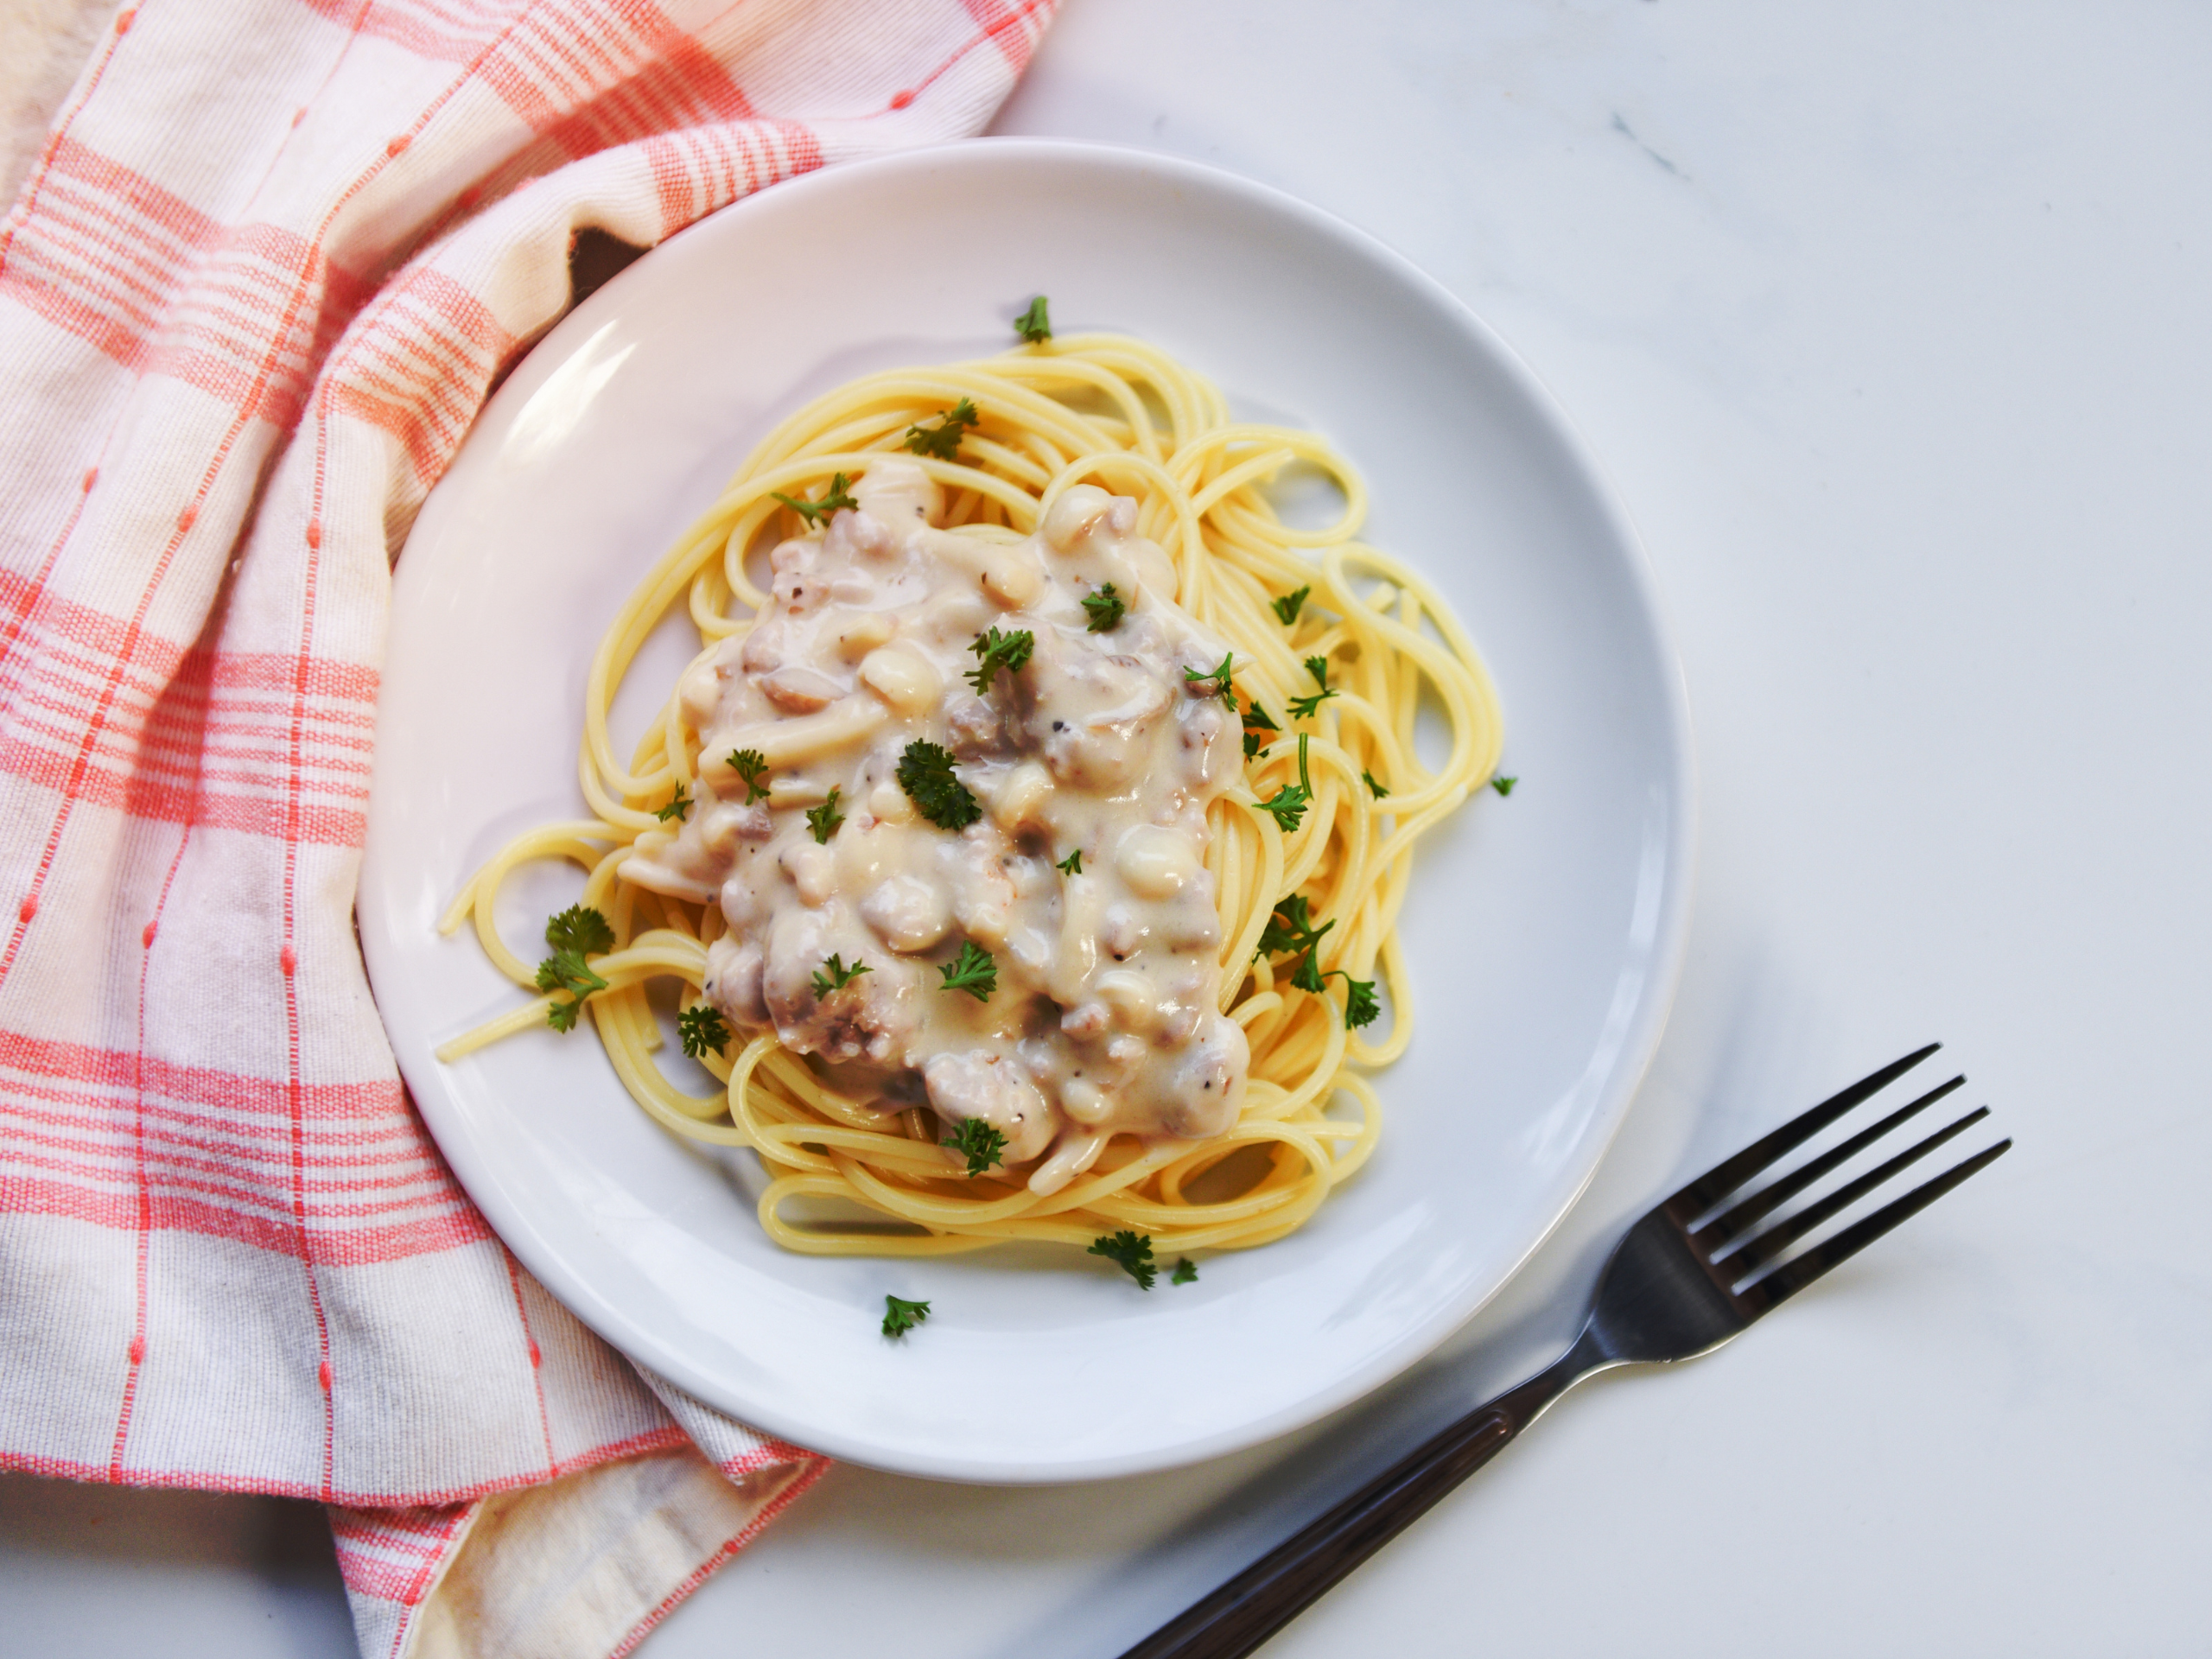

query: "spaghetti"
(435, 332), (1503, 1259)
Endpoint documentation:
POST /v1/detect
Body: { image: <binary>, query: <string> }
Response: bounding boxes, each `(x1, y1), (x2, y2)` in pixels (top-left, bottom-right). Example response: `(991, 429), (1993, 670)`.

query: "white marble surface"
(8, 1), (2210, 1652)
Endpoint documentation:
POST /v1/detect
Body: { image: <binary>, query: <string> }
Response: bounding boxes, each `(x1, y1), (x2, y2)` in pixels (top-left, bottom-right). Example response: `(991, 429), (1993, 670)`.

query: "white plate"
(358, 140), (1694, 1483)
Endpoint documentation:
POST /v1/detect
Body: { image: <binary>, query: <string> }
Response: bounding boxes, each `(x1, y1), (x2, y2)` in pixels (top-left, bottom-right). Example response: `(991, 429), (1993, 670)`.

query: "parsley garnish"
(1183, 652), (1236, 713)
(769, 472), (859, 525)
(727, 748), (769, 804)
(897, 741), (980, 830)
(1089, 1230), (1158, 1290)
(942, 1117), (1008, 1176)
(677, 1004), (730, 1058)
(535, 906), (613, 1033)
(881, 1295), (931, 1338)
(1055, 849), (1083, 876)
(1081, 583), (1126, 632)
(1287, 656), (1338, 720)
(545, 905), (614, 957)
(805, 786), (844, 845)
(1172, 1257), (1198, 1285)
(1491, 775), (1517, 797)
(1255, 734), (1314, 832)
(938, 939), (997, 1001)
(1336, 974), (1382, 1029)
(1363, 769), (1390, 799)
(964, 626), (1035, 695)
(1255, 892), (1334, 966)
(810, 953), (871, 998)
(1014, 296), (1052, 343)
(1253, 894), (1378, 1028)
(903, 398), (980, 461)
(1242, 702), (1279, 760)
(1272, 586), (1310, 626)
(655, 785), (691, 823)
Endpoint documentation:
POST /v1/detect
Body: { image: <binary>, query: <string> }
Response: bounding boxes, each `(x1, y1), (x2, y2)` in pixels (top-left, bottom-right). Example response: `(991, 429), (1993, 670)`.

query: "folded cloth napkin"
(0, 3), (1057, 1655)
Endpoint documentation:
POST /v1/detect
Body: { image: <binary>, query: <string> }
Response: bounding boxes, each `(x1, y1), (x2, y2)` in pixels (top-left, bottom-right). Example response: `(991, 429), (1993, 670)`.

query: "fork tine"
(1717, 1105), (1991, 1270)
(1667, 1043), (1941, 1217)
(1738, 1137), (2012, 1307)
(1695, 1076), (1967, 1248)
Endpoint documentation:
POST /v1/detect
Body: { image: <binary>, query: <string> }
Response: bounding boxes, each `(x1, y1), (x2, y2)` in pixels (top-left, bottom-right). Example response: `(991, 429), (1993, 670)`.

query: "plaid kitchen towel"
(0, 3), (1058, 1655)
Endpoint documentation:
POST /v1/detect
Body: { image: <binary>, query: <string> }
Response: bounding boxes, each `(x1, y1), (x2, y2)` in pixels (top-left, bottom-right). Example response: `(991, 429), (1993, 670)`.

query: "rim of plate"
(360, 137), (1697, 1483)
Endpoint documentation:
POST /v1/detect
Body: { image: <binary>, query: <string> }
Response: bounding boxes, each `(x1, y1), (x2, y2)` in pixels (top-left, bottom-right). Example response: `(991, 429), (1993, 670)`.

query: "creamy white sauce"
(621, 459), (1248, 1195)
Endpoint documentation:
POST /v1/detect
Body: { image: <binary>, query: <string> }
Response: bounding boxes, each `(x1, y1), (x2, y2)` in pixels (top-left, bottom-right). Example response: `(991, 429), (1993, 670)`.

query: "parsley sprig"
(942, 1117), (1008, 1176)
(903, 398), (980, 461)
(1255, 734), (1314, 832)
(655, 786), (691, 823)
(1338, 976), (1382, 1029)
(1089, 1230), (1158, 1289)
(1253, 891), (1379, 1028)
(1255, 892), (1334, 968)
(881, 1295), (931, 1338)
(769, 472), (858, 525)
(677, 1004), (730, 1058)
(805, 786), (844, 845)
(536, 906), (613, 1033)
(810, 953), (871, 998)
(1183, 652), (1236, 713)
(1014, 296), (1052, 343)
(965, 626), (1034, 695)
(897, 741), (980, 830)
(938, 940), (997, 1001)
(1081, 583), (1126, 632)
(1491, 775), (1518, 797)
(727, 748), (769, 804)
(1172, 1257), (1199, 1285)
(1363, 769), (1390, 799)
(1272, 586), (1310, 626)
(1287, 656), (1338, 720)
(1242, 702), (1279, 760)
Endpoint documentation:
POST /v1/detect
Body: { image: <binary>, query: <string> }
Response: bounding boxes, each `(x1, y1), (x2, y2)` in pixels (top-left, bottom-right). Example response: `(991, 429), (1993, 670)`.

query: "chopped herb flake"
(769, 472), (859, 525)
(1255, 734), (1314, 833)
(881, 1294), (931, 1338)
(810, 953), (871, 998)
(677, 1004), (730, 1058)
(938, 939), (997, 1001)
(965, 626), (1035, 695)
(536, 906), (613, 1032)
(1014, 296), (1052, 343)
(805, 786), (845, 845)
(1088, 1230), (1158, 1290)
(1287, 656), (1338, 720)
(903, 398), (980, 461)
(727, 749), (769, 804)
(1081, 582), (1127, 632)
(942, 1117), (1008, 1177)
(1335, 974), (1382, 1029)
(1272, 586), (1311, 626)
(1183, 652), (1236, 714)
(897, 741), (981, 830)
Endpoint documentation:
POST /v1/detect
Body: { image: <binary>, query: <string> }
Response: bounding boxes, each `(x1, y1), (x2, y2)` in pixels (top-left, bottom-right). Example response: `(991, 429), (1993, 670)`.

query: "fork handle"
(1116, 1335), (1600, 1659)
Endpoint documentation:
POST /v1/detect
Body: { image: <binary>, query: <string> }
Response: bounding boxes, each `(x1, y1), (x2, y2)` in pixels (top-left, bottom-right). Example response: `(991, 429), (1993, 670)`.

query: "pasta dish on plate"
(435, 310), (1503, 1266)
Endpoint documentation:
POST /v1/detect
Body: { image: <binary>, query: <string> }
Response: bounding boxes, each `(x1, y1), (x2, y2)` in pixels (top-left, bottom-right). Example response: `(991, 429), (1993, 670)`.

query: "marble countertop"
(7, 3), (2209, 1653)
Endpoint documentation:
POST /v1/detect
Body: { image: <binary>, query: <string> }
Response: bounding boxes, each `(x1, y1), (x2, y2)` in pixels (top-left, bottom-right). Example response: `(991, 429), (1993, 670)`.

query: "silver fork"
(1118, 1044), (2010, 1659)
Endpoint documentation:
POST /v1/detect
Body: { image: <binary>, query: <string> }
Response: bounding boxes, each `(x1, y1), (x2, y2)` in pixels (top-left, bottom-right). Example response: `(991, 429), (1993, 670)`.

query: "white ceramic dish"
(358, 139), (1694, 1484)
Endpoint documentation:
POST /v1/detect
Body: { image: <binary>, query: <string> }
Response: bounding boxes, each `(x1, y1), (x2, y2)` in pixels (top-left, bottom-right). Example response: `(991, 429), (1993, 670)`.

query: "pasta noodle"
(435, 333), (1503, 1259)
